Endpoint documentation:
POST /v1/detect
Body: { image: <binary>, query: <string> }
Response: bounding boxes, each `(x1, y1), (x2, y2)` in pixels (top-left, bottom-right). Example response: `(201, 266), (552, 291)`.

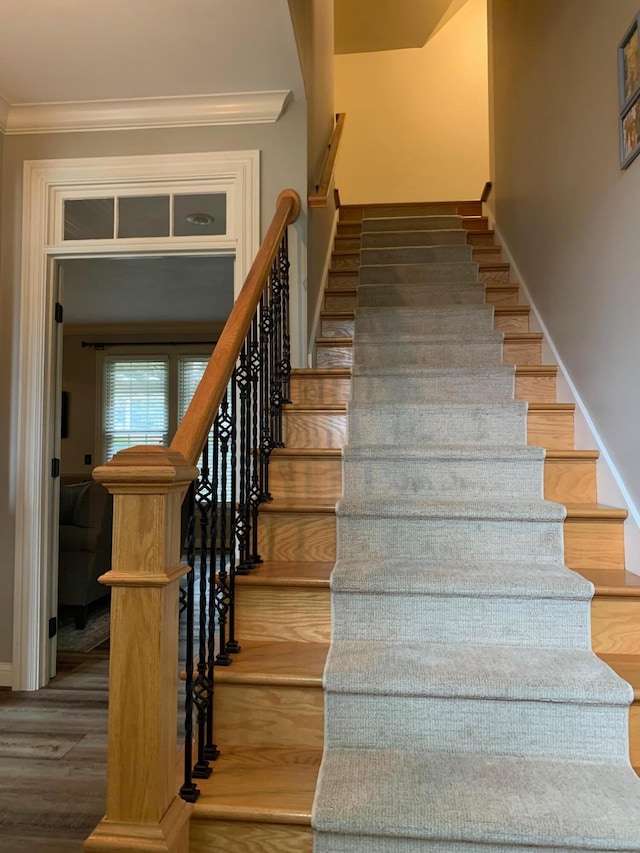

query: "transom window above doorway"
(63, 192), (227, 241)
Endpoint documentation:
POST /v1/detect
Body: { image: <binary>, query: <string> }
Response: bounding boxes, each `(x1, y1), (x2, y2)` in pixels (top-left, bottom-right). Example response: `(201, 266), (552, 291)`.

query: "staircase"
(187, 200), (640, 852)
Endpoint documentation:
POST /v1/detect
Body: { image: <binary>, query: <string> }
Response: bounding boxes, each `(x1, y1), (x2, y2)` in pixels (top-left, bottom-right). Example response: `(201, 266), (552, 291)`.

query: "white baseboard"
(308, 206), (340, 367)
(493, 222), (640, 574)
(0, 662), (13, 688)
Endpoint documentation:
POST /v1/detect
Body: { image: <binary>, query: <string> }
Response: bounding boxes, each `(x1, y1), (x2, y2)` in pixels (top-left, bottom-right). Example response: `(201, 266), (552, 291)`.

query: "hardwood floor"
(0, 645), (108, 851)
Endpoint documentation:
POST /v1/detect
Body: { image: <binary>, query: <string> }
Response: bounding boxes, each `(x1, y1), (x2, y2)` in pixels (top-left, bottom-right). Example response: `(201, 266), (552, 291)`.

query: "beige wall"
(334, 0), (490, 203)
(490, 0), (640, 513)
(0, 108), (307, 665)
(288, 0), (337, 340)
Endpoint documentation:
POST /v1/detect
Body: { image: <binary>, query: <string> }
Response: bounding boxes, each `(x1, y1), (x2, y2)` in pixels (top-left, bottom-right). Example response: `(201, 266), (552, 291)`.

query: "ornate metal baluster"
(179, 483), (200, 802)
(203, 421), (220, 761)
(260, 289), (275, 503)
(249, 311), (263, 566)
(270, 260), (284, 448)
(192, 442), (213, 779)
(214, 390), (233, 667)
(279, 230), (292, 404)
(234, 340), (252, 576)
(226, 376), (240, 655)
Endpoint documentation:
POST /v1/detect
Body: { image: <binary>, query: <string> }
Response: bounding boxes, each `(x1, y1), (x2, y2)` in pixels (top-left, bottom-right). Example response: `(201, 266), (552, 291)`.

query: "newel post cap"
(92, 445), (198, 492)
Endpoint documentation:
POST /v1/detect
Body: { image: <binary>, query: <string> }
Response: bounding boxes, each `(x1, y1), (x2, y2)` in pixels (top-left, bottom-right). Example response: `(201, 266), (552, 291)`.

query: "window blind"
(103, 358), (169, 461)
(178, 356), (232, 498)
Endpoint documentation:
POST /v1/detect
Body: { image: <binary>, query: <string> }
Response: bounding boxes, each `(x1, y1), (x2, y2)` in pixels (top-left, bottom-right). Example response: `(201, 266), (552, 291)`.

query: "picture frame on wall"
(619, 13), (640, 168)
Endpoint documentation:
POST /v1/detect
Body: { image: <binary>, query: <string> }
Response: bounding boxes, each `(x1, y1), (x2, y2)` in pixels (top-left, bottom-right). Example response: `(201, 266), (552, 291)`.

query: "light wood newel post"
(84, 446), (199, 853)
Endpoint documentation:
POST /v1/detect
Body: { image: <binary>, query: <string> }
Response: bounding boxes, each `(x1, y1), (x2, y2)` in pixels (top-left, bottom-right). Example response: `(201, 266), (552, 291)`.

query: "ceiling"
(335, 0), (469, 54)
(0, 0), (303, 105)
(60, 256), (235, 325)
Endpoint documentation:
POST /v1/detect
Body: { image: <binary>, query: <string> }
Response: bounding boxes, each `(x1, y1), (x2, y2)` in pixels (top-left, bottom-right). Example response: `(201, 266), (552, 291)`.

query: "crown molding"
(2, 90), (292, 135)
(0, 93), (9, 133)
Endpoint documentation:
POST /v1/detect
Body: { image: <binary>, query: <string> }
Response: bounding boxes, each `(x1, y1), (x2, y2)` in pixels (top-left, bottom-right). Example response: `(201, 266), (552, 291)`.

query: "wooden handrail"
(308, 113), (346, 209)
(170, 189), (301, 467)
(481, 181), (493, 203)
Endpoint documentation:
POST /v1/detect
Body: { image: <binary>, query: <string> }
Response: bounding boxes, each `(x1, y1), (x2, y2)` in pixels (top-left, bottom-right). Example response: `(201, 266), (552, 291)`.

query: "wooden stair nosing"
(315, 332), (543, 347)
(191, 745), (321, 826)
(235, 561), (333, 588)
(214, 640), (327, 687)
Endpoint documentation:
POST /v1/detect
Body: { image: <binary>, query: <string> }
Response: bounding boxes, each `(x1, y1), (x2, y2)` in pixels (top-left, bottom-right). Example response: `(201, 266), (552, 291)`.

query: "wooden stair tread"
(494, 305), (530, 315)
(290, 367), (351, 377)
(271, 447), (342, 459)
(564, 504), (628, 520)
(192, 745), (321, 824)
(260, 500), (336, 514)
(236, 561), (332, 587)
(316, 332), (543, 344)
(577, 568), (640, 596)
(545, 449), (599, 461)
(518, 365), (557, 376)
(284, 402), (347, 412)
(528, 403), (574, 411)
(215, 640), (327, 686)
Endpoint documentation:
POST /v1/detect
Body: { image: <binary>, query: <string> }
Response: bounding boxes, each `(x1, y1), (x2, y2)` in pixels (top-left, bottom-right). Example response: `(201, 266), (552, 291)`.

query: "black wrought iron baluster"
(260, 289), (275, 503)
(214, 390), (233, 667)
(270, 261), (284, 448)
(234, 340), (252, 576)
(249, 311), (263, 566)
(192, 442), (213, 779)
(226, 374), (240, 655)
(203, 420), (220, 761)
(179, 483), (200, 802)
(279, 230), (292, 404)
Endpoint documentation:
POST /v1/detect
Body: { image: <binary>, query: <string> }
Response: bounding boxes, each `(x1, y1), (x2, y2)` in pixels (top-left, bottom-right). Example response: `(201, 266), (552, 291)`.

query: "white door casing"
(13, 150), (260, 690)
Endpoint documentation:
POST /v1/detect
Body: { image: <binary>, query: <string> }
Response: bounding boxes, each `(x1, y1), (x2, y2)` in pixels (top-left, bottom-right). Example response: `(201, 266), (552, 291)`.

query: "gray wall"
(288, 0), (337, 340)
(490, 0), (640, 511)
(0, 105), (307, 664)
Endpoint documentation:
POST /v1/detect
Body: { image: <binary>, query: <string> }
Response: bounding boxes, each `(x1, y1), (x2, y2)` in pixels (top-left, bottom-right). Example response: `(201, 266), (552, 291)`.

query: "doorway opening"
(51, 253), (234, 677)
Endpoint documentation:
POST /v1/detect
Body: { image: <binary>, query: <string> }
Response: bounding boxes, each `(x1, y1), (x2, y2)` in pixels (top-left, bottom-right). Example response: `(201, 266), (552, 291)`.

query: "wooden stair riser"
(564, 519), (625, 571)
(269, 455), (342, 501)
(328, 249), (504, 271)
(479, 266), (510, 284)
(319, 306), (530, 338)
(334, 237), (361, 252)
(257, 508), (619, 571)
(213, 683), (323, 748)
(235, 586), (331, 643)
(544, 458), (597, 504)
(324, 287), (521, 310)
(282, 411), (347, 449)
(631, 706), (640, 766)
(527, 407), (574, 449)
(289, 373), (351, 405)
(258, 512), (336, 561)
(292, 371), (556, 406)
(269, 451), (595, 505)
(591, 599), (640, 654)
(336, 215), (488, 232)
(339, 202), (483, 220)
(467, 231), (496, 246)
(190, 819), (312, 853)
(328, 271), (356, 290)
(494, 307), (530, 333)
(281, 408), (574, 450)
(515, 372), (557, 403)
(315, 336), (542, 369)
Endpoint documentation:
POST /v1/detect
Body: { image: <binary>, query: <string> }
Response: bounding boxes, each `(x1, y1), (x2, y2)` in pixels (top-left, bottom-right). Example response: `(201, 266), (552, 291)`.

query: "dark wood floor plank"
(0, 646), (108, 849)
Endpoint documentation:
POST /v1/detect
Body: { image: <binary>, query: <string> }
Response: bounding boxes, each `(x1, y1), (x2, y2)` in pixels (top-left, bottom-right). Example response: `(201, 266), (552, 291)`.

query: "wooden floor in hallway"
(0, 645), (108, 852)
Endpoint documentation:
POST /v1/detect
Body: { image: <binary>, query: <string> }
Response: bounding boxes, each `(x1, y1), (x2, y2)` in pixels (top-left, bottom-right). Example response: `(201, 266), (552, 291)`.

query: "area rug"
(57, 602), (110, 654)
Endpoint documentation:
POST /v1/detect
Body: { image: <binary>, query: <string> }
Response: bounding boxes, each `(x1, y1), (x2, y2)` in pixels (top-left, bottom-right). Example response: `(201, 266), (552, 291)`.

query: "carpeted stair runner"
(312, 214), (640, 851)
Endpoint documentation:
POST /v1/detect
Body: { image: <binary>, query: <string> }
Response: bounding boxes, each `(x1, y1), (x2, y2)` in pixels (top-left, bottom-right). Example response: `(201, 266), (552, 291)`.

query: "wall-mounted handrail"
(481, 181), (493, 203)
(308, 112), (346, 209)
(171, 189), (301, 467)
